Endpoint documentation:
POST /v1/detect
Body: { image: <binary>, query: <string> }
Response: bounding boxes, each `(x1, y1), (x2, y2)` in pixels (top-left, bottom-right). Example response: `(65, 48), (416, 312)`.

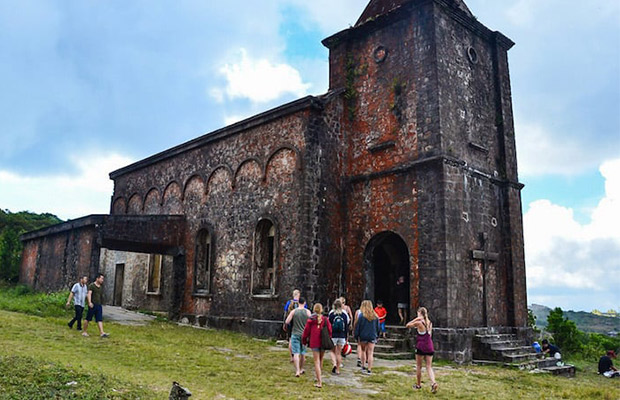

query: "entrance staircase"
(350, 325), (414, 360)
(472, 333), (576, 377)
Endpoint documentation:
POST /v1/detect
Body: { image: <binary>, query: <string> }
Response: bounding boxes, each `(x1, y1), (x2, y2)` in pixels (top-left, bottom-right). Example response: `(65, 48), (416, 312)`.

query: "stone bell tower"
(322, 0), (527, 351)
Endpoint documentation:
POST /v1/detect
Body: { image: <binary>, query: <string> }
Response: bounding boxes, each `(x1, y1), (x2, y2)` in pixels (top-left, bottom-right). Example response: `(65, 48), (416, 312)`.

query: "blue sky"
(0, 0), (618, 313)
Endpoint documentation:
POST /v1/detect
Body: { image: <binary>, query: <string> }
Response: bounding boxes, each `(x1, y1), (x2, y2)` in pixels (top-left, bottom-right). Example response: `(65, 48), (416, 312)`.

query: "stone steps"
(349, 325), (415, 359)
(472, 334), (575, 377)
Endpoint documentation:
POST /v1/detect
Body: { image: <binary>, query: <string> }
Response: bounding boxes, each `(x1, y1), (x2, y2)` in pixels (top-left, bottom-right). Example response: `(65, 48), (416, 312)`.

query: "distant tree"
(0, 228), (21, 282)
(546, 307), (583, 354)
(0, 209), (62, 284)
(527, 308), (540, 333)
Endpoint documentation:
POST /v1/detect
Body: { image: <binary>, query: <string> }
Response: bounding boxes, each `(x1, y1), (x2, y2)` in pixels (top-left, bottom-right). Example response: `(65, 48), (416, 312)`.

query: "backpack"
(332, 312), (345, 333)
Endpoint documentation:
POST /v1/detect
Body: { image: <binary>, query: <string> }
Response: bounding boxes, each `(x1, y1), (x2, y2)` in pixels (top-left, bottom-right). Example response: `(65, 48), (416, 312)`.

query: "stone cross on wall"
(471, 232), (499, 326)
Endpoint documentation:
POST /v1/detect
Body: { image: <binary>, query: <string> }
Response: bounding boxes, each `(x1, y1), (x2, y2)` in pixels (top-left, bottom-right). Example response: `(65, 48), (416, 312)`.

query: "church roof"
(355, 0), (473, 27)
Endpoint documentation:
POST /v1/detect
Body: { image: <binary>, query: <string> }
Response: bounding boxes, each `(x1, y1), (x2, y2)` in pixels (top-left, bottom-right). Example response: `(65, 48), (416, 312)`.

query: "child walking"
(374, 300), (387, 338)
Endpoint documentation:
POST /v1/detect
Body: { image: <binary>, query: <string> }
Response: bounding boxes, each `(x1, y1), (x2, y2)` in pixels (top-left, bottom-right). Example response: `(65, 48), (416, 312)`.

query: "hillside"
(531, 304), (620, 335)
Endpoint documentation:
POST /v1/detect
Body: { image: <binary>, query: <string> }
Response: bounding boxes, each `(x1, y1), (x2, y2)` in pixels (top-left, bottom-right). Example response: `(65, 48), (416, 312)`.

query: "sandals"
(431, 382), (438, 393)
(413, 384), (422, 390)
(314, 383), (322, 389)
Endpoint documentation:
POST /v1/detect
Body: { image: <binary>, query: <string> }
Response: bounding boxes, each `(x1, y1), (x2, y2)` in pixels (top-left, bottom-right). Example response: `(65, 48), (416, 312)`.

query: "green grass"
(0, 355), (154, 399)
(0, 287), (618, 399)
(0, 284), (68, 317)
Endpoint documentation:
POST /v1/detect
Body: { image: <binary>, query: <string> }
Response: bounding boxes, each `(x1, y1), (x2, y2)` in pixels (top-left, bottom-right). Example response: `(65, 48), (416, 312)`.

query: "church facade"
(20, 0), (528, 361)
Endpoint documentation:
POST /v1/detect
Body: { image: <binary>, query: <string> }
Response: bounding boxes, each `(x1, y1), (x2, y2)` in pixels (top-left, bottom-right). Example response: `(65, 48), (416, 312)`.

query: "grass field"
(0, 289), (618, 399)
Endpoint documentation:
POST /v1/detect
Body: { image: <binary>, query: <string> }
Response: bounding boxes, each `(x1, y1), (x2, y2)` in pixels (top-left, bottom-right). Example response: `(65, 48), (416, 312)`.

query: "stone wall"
(19, 216), (102, 292)
(108, 99), (323, 321)
(321, 0), (526, 329)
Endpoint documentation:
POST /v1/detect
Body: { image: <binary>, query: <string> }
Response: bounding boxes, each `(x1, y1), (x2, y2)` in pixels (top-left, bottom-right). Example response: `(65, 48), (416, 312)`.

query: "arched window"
(194, 229), (213, 294)
(252, 219), (277, 296)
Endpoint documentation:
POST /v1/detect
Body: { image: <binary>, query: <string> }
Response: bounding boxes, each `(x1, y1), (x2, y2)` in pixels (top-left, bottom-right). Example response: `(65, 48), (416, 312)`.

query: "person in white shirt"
(66, 276), (88, 331)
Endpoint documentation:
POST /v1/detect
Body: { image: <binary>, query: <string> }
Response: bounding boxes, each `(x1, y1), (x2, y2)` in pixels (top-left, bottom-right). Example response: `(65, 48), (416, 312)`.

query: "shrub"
(0, 285), (69, 318)
(580, 332), (620, 361)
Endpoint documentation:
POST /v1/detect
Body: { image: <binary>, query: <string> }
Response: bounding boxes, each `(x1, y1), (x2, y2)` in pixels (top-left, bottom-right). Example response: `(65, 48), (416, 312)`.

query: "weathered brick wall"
(322, 0), (526, 328)
(19, 221), (99, 293)
(313, 94), (347, 307)
(109, 107), (317, 321)
(324, 1), (449, 323)
(434, 2), (526, 327)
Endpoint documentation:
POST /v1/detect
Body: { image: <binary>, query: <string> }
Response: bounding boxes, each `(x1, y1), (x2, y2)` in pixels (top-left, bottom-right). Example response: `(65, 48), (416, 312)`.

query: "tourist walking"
(328, 299), (349, 375)
(302, 303), (332, 388)
(354, 300), (380, 375)
(338, 296), (353, 327)
(283, 289), (307, 362)
(82, 273), (109, 338)
(406, 307), (437, 393)
(284, 297), (311, 377)
(66, 275), (88, 331)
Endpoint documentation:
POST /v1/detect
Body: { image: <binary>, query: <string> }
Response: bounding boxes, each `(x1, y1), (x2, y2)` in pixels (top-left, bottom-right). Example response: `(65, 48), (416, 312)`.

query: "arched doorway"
(363, 232), (410, 325)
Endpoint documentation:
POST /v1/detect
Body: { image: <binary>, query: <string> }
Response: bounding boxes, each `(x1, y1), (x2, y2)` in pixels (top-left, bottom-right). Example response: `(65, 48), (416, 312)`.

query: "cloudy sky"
(1, 0), (618, 313)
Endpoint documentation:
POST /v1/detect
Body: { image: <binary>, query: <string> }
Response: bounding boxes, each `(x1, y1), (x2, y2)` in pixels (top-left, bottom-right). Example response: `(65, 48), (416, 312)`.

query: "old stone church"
(20, 0), (528, 361)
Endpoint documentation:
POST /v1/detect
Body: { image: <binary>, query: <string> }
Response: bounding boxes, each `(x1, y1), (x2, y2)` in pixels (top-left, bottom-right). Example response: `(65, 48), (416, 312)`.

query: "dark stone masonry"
(19, 0), (529, 362)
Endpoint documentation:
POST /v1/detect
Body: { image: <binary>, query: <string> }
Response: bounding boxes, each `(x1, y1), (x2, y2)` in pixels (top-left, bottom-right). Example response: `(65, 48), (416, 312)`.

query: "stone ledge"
(181, 314), (285, 339)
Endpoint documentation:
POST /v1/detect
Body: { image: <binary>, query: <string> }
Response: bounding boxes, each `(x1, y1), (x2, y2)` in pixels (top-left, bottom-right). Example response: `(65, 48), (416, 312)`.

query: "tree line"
(537, 307), (620, 361)
(0, 209), (62, 283)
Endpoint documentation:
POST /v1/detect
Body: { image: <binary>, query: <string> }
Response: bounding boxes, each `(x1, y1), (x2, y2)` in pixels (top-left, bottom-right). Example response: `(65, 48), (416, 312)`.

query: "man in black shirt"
(541, 339), (561, 360)
(82, 273), (109, 338)
(598, 350), (620, 378)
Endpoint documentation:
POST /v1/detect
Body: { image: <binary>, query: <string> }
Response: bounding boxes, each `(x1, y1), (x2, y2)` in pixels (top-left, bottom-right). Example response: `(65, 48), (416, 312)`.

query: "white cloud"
(211, 48), (311, 104)
(0, 152), (134, 220)
(524, 159), (620, 308)
(515, 120), (619, 177)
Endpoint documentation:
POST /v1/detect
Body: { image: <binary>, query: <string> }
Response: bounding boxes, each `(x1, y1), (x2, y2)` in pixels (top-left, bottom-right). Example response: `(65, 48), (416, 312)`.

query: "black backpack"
(332, 313), (345, 333)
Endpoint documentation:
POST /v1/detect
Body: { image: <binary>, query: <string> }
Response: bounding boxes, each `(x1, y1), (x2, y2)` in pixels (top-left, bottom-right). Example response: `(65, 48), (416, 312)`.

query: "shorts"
(85, 304), (103, 322)
(332, 337), (346, 347)
(397, 303), (408, 309)
(311, 348), (322, 352)
(416, 348), (434, 356)
(290, 335), (306, 355)
(379, 321), (386, 332)
(360, 339), (377, 344)
(603, 370), (620, 378)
